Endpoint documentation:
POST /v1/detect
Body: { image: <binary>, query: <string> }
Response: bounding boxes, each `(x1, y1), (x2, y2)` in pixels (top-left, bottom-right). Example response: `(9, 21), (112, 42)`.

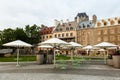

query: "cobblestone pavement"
(0, 62), (120, 80)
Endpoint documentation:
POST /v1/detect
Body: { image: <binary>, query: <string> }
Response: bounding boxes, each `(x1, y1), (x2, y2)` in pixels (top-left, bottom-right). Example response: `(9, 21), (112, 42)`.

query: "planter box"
(36, 54), (44, 64)
(47, 55), (53, 64)
(113, 55), (120, 68)
(107, 59), (113, 66)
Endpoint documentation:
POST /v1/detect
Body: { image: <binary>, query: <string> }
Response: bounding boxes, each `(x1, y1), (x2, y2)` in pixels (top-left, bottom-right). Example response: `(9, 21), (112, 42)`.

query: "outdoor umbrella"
(94, 42), (118, 48)
(38, 45), (53, 48)
(68, 42), (82, 60)
(82, 45), (98, 55)
(3, 40), (32, 66)
(38, 38), (69, 66)
(83, 45), (94, 49)
(94, 42), (118, 64)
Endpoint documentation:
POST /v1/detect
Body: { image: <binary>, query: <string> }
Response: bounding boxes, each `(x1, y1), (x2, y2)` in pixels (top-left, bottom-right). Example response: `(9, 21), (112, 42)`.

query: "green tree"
(25, 24), (40, 45)
(14, 28), (28, 42)
(2, 28), (15, 43)
(0, 30), (3, 48)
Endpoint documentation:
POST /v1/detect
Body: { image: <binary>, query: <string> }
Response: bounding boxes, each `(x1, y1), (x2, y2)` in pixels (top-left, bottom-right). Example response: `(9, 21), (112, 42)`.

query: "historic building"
(40, 12), (120, 46)
(40, 26), (54, 42)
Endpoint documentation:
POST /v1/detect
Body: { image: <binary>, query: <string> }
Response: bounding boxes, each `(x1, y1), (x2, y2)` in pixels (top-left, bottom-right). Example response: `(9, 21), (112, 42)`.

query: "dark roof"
(75, 12), (88, 19)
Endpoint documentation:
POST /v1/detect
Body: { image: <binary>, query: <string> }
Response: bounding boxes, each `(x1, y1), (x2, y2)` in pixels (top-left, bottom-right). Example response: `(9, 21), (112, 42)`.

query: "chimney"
(53, 19), (59, 26)
(66, 19), (69, 23)
(77, 16), (80, 23)
(92, 15), (97, 23)
(60, 20), (63, 25)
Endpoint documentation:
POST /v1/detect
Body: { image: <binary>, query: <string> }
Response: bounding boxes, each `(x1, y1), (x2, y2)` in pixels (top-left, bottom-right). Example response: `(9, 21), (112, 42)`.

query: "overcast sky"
(0, 0), (120, 30)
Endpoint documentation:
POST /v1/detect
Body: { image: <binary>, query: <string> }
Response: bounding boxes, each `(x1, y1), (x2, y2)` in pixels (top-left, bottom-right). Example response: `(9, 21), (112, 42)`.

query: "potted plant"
(36, 50), (44, 64)
(112, 49), (120, 68)
(47, 49), (54, 64)
(107, 54), (113, 66)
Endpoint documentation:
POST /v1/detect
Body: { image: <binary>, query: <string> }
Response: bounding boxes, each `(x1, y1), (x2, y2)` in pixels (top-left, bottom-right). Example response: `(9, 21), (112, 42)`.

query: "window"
(66, 33), (68, 36)
(118, 20), (120, 24)
(110, 36), (115, 41)
(42, 36), (44, 39)
(69, 23), (71, 26)
(117, 35), (120, 41)
(104, 22), (107, 26)
(97, 37), (101, 42)
(103, 36), (108, 41)
(79, 25), (81, 28)
(83, 24), (85, 28)
(109, 29), (115, 34)
(97, 22), (101, 27)
(60, 28), (62, 31)
(55, 34), (57, 38)
(117, 28), (120, 33)
(62, 33), (64, 37)
(66, 27), (69, 30)
(56, 29), (59, 31)
(58, 34), (60, 37)
(50, 36), (52, 38)
(103, 30), (107, 34)
(110, 20), (114, 25)
(87, 25), (90, 28)
(70, 33), (73, 36)
(98, 30), (102, 35)
(70, 27), (73, 30)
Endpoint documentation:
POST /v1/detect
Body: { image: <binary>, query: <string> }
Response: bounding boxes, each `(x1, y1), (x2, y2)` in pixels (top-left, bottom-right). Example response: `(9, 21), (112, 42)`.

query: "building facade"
(40, 12), (120, 46)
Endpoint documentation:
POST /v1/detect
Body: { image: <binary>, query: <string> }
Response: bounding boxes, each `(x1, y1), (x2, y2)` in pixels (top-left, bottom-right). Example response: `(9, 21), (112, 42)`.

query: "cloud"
(0, 0), (120, 30)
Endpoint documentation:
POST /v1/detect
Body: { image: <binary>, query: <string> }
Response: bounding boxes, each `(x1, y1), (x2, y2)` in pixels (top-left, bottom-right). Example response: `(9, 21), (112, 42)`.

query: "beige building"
(40, 12), (120, 46)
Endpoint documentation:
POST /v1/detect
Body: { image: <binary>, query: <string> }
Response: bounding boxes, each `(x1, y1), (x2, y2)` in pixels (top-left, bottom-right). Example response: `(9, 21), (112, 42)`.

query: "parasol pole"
(53, 44), (56, 67)
(16, 47), (20, 66)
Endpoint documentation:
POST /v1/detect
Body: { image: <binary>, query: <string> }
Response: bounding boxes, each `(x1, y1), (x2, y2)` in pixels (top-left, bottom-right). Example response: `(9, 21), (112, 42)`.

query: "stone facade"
(40, 12), (120, 46)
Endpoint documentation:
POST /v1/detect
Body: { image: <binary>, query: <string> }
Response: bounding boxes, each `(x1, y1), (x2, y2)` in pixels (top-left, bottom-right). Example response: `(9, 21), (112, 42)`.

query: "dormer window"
(66, 27), (69, 30)
(110, 20), (114, 25)
(56, 29), (59, 31)
(87, 25), (90, 28)
(83, 24), (85, 28)
(62, 23), (65, 26)
(97, 22), (101, 27)
(118, 20), (120, 24)
(70, 27), (73, 30)
(69, 23), (71, 26)
(79, 25), (81, 28)
(104, 22), (107, 26)
(60, 28), (62, 31)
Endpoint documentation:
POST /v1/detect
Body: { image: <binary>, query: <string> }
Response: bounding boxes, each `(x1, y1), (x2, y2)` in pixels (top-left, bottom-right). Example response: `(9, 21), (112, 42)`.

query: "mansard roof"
(77, 20), (95, 30)
(53, 21), (77, 32)
(75, 12), (89, 20)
